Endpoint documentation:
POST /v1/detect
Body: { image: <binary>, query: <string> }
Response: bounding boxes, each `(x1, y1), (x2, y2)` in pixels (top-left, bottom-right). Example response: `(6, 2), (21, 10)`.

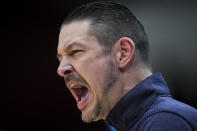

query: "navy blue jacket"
(105, 73), (197, 131)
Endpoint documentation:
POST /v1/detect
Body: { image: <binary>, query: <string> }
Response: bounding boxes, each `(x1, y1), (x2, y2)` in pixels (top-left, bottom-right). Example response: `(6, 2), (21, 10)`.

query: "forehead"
(58, 20), (99, 52)
(59, 20), (90, 43)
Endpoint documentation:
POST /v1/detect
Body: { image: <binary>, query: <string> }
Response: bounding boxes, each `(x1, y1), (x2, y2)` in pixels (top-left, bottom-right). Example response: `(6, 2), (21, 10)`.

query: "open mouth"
(68, 83), (90, 110)
(70, 85), (88, 102)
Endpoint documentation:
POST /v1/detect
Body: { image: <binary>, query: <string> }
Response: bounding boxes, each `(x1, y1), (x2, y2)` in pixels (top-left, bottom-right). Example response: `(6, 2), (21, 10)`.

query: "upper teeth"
(70, 84), (82, 89)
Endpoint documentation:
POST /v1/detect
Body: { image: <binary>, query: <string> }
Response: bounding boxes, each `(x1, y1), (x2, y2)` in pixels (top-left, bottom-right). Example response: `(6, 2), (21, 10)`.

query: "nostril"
(58, 64), (73, 77)
(64, 70), (71, 75)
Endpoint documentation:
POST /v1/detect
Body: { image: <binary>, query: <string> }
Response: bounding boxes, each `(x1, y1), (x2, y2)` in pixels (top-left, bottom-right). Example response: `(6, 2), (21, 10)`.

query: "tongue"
(77, 91), (90, 110)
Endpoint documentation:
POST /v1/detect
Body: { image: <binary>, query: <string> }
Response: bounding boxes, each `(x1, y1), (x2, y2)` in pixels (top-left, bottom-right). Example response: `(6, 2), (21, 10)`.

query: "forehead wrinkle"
(57, 20), (97, 56)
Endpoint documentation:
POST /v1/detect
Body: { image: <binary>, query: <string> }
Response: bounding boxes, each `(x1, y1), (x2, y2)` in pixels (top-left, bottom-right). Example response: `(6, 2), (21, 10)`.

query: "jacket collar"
(105, 73), (170, 130)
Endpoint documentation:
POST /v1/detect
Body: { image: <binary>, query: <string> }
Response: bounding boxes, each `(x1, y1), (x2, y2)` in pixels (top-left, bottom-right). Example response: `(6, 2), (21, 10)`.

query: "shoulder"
(139, 112), (193, 131)
(136, 96), (197, 131)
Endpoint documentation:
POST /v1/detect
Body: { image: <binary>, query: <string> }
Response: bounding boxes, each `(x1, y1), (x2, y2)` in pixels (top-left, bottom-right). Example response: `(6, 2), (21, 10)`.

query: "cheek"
(74, 54), (109, 90)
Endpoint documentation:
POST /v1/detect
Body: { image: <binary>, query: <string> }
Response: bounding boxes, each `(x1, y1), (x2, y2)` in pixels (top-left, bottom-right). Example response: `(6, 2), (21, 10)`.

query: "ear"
(114, 37), (135, 69)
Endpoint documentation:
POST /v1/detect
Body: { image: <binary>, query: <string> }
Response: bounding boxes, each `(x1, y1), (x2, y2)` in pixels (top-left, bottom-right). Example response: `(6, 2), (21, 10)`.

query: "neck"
(102, 63), (152, 120)
(122, 66), (152, 96)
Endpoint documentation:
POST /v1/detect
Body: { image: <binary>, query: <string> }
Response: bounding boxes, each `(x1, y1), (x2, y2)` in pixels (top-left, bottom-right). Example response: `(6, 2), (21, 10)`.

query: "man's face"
(57, 20), (118, 123)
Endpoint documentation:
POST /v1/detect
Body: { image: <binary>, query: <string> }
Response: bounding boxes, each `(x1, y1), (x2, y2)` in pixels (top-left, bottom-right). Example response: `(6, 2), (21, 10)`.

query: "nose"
(57, 60), (73, 78)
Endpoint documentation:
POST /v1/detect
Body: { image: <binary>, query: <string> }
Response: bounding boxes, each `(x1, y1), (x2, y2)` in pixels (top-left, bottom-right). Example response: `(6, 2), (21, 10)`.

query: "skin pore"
(57, 20), (152, 123)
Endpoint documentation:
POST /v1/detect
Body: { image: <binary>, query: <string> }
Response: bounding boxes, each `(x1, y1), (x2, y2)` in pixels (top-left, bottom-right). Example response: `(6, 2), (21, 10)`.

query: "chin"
(81, 101), (102, 123)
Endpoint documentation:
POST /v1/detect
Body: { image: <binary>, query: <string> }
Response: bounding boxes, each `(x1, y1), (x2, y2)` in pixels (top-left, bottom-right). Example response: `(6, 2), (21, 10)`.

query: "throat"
(77, 87), (88, 101)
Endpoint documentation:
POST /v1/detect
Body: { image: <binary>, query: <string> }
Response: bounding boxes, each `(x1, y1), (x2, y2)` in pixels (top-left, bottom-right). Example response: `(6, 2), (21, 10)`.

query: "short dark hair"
(62, 1), (150, 66)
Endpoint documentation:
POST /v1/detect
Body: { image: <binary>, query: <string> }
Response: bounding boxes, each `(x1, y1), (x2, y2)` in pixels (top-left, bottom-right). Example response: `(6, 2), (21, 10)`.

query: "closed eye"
(69, 50), (83, 56)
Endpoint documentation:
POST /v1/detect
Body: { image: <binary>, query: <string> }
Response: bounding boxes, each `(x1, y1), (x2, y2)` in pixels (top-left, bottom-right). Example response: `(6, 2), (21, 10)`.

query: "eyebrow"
(57, 42), (85, 59)
(66, 42), (84, 50)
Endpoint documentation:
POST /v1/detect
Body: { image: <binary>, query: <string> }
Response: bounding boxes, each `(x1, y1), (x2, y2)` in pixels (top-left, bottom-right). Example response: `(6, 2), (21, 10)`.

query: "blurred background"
(2, 0), (197, 130)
